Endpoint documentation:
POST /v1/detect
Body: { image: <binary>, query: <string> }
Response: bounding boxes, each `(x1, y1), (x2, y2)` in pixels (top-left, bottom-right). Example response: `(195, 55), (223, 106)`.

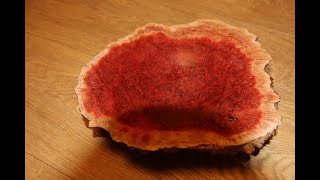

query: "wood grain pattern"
(26, 153), (72, 179)
(26, 0), (294, 179)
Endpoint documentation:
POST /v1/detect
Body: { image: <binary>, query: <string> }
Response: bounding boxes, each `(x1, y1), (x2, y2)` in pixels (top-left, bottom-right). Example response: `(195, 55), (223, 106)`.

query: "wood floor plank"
(26, 153), (73, 180)
(26, 0), (294, 179)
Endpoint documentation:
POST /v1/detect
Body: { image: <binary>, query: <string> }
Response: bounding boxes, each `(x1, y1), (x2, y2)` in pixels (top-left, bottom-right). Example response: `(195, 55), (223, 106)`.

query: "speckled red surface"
(83, 32), (263, 135)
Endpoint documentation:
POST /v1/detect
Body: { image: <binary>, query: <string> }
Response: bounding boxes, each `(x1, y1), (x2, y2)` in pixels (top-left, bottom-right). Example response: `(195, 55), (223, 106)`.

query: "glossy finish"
(26, 0), (294, 179)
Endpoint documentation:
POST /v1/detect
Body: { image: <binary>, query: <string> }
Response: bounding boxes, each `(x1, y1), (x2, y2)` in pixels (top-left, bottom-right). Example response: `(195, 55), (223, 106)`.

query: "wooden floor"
(26, 0), (294, 179)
